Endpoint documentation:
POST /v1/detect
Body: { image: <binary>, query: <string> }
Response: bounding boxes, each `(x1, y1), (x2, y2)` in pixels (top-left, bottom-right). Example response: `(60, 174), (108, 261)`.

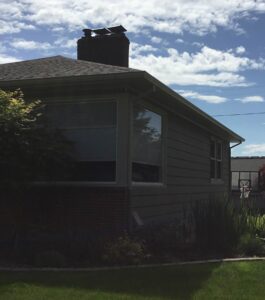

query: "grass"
(0, 261), (264, 299)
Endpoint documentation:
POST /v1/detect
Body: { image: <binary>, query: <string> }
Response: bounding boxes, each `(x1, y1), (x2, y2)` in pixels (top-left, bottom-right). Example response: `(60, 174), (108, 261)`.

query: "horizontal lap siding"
(131, 113), (230, 224)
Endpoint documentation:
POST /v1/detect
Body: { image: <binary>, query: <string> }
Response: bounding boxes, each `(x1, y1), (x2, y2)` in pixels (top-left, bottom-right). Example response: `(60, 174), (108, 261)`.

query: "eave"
(0, 70), (244, 143)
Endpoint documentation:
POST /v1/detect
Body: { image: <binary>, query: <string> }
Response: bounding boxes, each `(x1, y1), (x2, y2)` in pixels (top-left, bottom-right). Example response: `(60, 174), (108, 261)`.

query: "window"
(210, 139), (222, 180)
(132, 105), (162, 183)
(46, 101), (117, 181)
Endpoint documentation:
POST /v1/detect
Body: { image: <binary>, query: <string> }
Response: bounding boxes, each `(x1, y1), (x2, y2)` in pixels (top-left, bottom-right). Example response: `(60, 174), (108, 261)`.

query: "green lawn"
(0, 261), (264, 299)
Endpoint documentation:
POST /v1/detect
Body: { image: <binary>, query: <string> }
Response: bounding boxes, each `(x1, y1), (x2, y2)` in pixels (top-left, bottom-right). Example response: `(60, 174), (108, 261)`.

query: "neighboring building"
(0, 26), (244, 240)
(231, 156), (265, 191)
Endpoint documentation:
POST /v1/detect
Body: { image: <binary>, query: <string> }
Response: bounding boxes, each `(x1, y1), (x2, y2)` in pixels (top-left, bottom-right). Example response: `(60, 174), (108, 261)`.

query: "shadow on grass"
(0, 263), (221, 300)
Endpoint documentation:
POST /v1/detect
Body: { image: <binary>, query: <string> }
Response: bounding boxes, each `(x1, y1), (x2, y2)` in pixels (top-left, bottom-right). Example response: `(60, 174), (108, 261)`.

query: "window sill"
(31, 181), (118, 187)
(131, 182), (166, 187)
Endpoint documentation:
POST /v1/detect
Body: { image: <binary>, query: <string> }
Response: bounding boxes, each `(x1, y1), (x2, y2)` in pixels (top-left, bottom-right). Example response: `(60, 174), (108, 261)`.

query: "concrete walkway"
(0, 257), (265, 272)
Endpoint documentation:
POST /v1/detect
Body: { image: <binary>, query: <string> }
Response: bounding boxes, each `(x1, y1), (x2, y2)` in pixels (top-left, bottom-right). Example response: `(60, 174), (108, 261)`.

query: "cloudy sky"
(1, 0), (265, 156)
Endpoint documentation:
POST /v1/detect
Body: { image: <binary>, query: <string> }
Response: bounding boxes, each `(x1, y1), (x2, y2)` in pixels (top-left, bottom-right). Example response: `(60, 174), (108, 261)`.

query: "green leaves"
(0, 89), (73, 186)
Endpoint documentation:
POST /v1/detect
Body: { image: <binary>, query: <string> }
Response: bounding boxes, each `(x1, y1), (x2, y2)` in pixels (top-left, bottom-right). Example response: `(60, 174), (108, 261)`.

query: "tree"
(0, 89), (73, 254)
(0, 89), (73, 187)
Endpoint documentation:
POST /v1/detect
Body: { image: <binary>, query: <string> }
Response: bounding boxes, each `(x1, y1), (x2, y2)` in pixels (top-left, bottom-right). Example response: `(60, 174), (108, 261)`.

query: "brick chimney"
(77, 25), (130, 67)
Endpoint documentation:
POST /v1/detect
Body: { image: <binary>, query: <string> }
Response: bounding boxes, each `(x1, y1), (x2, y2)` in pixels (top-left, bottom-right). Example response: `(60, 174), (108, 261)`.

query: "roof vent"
(77, 25), (130, 67)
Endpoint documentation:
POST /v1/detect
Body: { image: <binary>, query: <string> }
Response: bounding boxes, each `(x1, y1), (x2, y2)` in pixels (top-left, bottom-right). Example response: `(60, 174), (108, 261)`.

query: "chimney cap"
(108, 25), (127, 34)
(93, 28), (110, 35)
(83, 25), (127, 37)
(83, 29), (92, 37)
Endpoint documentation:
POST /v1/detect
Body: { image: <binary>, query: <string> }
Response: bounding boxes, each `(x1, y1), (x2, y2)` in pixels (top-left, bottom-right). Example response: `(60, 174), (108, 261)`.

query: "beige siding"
(130, 110), (230, 224)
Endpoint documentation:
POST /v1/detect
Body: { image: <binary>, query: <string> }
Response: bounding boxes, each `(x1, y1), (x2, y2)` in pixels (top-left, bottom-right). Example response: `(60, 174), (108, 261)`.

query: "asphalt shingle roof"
(0, 55), (139, 81)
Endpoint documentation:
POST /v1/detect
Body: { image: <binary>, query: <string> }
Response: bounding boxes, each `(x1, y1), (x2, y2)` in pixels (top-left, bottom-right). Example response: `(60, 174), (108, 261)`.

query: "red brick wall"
(0, 186), (129, 246)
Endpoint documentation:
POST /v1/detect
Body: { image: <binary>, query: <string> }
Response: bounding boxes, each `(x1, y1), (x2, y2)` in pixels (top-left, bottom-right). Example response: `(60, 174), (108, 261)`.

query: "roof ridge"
(0, 55), (139, 71)
(0, 55), (66, 66)
(51, 55), (139, 71)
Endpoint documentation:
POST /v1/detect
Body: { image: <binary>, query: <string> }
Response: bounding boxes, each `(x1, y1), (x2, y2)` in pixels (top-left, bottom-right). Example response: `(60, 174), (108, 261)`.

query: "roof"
(0, 55), (244, 143)
(0, 55), (139, 81)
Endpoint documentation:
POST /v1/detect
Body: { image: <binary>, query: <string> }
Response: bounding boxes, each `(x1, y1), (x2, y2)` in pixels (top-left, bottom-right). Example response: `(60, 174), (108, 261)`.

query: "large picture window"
(132, 105), (162, 182)
(46, 101), (116, 181)
(210, 139), (222, 180)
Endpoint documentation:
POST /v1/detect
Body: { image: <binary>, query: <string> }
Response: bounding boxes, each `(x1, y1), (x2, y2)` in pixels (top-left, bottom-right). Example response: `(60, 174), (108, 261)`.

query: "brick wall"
(0, 186), (129, 251)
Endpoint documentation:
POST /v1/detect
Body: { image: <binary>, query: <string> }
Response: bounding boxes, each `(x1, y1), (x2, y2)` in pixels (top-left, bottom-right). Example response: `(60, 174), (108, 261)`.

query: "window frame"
(210, 138), (223, 183)
(41, 97), (119, 185)
(130, 101), (166, 186)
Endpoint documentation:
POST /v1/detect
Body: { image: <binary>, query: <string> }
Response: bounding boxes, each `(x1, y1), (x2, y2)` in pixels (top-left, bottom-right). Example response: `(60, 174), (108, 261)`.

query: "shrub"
(135, 222), (176, 256)
(247, 214), (265, 238)
(102, 234), (146, 265)
(192, 198), (249, 255)
(192, 198), (265, 256)
(35, 250), (66, 267)
(237, 233), (265, 256)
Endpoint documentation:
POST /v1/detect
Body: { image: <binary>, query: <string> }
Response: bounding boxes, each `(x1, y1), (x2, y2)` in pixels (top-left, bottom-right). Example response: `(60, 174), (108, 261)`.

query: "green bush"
(237, 233), (265, 256)
(192, 198), (250, 255)
(35, 250), (66, 267)
(247, 215), (265, 238)
(102, 234), (146, 265)
(135, 222), (177, 256)
(192, 198), (265, 256)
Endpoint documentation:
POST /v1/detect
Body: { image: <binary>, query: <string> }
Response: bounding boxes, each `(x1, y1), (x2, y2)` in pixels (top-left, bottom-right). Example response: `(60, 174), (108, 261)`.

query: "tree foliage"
(0, 89), (73, 186)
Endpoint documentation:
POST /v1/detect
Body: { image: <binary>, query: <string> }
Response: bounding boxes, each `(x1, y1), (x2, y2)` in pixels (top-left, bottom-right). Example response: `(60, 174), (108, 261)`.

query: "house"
(231, 156), (265, 191)
(0, 26), (244, 242)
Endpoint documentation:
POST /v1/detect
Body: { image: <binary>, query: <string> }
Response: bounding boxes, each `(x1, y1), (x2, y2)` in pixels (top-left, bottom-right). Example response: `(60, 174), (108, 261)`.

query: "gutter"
(230, 141), (242, 149)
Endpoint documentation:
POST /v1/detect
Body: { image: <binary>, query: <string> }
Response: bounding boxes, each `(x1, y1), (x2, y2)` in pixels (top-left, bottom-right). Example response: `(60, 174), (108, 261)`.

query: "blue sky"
(0, 0), (265, 156)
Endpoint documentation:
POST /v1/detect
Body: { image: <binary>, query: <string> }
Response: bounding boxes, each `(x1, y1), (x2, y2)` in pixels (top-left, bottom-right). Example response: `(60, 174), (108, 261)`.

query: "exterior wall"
(130, 104), (230, 225)
(0, 186), (129, 249)
(0, 83), (132, 247)
(1, 79), (232, 233)
(231, 157), (265, 172)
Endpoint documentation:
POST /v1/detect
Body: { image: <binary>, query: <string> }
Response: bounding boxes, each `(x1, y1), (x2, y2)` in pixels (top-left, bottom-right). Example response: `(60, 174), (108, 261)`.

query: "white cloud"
(130, 42), (158, 56)
(236, 46), (246, 54)
(0, 20), (35, 34)
(54, 37), (77, 49)
(151, 36), (162, 44)
(130, 46), (265, 87)
(9, 37), (77, 51)
(237, 96), (264, 103)
(1, 1), (265, 35)
(177, 90), (227, 104)
(192, 42), (204, 48)
(176, 38), (184, 43)
(10, 38), (53, 50)
(0, 40), (20, 63)
(0, 54), (20, 64)
(242, 144), (265, 155)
